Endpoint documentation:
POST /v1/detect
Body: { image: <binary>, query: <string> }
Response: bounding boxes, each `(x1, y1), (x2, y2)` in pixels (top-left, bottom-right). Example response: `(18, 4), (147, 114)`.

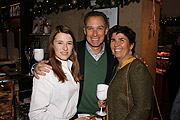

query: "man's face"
(84, 16), (109, 48)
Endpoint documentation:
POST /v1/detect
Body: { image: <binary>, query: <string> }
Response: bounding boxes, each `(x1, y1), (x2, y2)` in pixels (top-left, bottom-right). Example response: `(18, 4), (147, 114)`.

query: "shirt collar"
(86, 41), (105, 61)
(55, 56), (73, 70)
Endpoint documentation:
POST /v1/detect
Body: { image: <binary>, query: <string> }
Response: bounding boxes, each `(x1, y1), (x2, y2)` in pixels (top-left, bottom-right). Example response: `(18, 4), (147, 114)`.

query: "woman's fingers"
(98, 100), (106, 108)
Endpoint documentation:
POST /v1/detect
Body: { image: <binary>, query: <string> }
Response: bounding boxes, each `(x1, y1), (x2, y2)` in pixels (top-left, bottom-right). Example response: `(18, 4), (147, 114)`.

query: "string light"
(30, 0), (140, 17)
(159, 17), (180, 25)
(72, 0), (77, 5)
(111, 0), (115, 6)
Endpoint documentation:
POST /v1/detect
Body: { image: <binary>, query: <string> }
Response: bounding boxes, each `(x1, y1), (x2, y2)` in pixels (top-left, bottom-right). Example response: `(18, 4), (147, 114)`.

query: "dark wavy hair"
(48, 25), (82, 82)
(108, 25), (136, 54)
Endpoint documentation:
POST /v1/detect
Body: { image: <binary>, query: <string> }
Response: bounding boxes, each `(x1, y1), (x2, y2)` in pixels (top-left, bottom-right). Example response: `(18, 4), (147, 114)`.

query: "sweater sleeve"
(28, 72), (69, 120)
(125, 61), (153, 120)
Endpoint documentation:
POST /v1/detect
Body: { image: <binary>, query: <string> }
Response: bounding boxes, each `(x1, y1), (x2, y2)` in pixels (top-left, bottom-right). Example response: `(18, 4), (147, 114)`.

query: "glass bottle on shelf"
(10, 6), (13, 17)
(34, 38), (40, 49)
(17, 5), (20, 16)
(13, 6), (16, 16)
(25, 46), (33, 76)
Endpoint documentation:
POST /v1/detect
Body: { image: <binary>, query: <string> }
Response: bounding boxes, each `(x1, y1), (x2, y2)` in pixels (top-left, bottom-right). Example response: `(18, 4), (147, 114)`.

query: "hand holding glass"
(96, 84), (109, 116)
(33, 49), (44, 61)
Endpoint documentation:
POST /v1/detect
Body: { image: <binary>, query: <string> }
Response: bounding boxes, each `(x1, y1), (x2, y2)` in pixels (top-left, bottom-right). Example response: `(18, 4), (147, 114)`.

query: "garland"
(30, 0), (140, 17)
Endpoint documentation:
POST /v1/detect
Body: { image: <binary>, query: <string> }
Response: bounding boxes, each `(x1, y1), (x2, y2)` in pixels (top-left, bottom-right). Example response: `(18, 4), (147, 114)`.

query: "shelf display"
(156, 49), (170, 73)
(18, 103), (30, 120)
(32, 16), (51, 34)
(159, 20), (180, 46)
(0, 74), (32, 120)
(0, 76), (14, 120)
(1, 2), (21, 29)
(9, 3), (20, 17)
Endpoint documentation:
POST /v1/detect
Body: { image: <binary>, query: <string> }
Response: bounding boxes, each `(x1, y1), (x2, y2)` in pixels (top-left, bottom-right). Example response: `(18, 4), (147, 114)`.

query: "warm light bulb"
(72, 0), (77, 5)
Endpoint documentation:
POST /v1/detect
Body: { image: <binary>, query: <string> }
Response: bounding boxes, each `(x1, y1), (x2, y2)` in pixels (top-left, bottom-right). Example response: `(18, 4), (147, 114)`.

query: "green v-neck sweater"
(78, 48), (107, 114)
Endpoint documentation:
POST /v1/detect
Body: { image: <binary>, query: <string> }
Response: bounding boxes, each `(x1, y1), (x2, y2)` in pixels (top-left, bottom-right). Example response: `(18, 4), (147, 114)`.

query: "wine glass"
(25, 48), (33, 76)
(33, 49), (44, 61)
(96, 84), (109, 116)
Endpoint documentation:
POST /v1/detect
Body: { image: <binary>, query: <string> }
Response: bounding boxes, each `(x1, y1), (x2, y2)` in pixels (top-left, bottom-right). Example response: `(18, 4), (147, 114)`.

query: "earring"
(129, 50), (132, 55)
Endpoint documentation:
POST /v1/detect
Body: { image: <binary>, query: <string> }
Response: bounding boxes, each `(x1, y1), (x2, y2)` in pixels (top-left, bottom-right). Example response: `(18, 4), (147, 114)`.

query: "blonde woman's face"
(53, 33), (73, 60)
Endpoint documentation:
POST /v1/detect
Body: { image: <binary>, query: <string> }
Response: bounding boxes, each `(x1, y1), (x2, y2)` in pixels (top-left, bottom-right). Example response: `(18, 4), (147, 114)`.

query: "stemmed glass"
(25, 48), (33, 76)
(33, 49), (44, 62)
(96, 84), (109, 116)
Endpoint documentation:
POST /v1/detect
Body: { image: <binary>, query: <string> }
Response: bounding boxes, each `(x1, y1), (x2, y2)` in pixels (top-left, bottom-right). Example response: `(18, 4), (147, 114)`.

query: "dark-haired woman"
(99, 25), (153, 120)
(108, 25), (153, 120)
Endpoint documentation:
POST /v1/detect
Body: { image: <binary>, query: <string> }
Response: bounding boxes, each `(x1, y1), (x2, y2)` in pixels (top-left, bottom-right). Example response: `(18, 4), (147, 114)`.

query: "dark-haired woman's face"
(110, 33), (134, 61)
(53, 33), (73, 60)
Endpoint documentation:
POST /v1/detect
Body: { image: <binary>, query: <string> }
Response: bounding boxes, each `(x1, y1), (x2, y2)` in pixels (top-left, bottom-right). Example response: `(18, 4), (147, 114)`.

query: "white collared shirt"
(29, 59), (79, 120)
(86, 41), (105, 61)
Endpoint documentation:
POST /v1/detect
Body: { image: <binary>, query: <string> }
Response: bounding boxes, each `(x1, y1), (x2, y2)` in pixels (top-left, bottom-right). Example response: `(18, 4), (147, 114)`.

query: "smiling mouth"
(115, 49), (121, 52)
(92, 38), (98, 41)
(61, 52), (68, 55)
(86, 39), (103, 48)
